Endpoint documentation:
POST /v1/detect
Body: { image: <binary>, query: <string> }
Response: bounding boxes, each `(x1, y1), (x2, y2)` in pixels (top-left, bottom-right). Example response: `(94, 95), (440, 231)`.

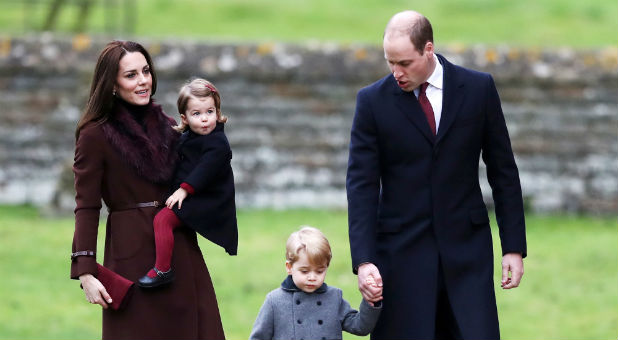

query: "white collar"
(426, 54), (443, 90)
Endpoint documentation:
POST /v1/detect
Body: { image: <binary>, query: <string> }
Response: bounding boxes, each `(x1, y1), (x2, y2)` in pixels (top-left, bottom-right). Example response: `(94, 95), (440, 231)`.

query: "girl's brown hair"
(75, 40), (157, 140)
(174, 78), (227, 133)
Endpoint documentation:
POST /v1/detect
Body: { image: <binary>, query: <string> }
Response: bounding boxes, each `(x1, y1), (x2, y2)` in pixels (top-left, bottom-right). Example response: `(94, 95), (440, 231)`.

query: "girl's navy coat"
(171, 123), (238, 255)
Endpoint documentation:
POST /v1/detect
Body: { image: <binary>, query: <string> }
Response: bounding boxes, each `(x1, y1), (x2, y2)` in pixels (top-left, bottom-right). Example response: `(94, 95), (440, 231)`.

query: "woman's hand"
(79, 274), (112, 309)
(166, 188), (188, 209)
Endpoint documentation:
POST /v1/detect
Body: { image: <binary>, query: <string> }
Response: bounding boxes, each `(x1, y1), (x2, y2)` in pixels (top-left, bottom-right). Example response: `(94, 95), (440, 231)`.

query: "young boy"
(249, 226), (382, 340)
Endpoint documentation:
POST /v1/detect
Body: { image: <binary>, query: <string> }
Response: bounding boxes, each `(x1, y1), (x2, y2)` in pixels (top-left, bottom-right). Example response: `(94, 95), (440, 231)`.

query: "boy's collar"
(281, 275), (327, 294)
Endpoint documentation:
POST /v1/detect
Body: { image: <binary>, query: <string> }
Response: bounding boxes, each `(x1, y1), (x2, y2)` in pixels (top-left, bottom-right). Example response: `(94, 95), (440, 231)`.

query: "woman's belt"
(107, 201), (161, 212)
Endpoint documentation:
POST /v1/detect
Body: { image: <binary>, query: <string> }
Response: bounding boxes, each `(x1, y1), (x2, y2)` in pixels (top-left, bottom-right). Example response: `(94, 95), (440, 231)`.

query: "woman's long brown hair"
(75, 40), (158, 140)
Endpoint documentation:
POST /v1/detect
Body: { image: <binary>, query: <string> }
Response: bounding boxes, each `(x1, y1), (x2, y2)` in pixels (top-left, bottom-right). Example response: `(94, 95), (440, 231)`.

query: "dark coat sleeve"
(346, 87), (381, 272)
(182, 134), (231, 194)
(481, 75), (527, 257)
(71, 125), (104, 279)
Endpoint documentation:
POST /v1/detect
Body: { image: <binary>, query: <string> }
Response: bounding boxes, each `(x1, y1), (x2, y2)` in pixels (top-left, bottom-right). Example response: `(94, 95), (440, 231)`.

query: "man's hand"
(79, 274), (111, 309)
(166, 187), (188, 209)
(501, 252), (524, 289)
(357, 263), (383, 305)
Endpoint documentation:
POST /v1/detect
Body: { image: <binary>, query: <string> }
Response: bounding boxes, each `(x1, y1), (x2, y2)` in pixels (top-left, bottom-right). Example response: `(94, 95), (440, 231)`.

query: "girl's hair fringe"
(173, 78), (227, 133)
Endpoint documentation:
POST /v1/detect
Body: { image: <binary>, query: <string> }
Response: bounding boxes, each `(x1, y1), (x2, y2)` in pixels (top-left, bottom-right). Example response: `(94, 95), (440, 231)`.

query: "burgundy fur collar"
(101, 100), (179, 184)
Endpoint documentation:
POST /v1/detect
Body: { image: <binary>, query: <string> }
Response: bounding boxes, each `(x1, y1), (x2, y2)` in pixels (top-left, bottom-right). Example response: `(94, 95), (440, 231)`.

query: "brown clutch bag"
(95, 263), (134, 310)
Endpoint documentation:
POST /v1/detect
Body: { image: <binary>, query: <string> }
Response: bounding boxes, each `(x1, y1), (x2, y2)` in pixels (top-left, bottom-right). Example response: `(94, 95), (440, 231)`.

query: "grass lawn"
(0, 0), (616, 47)
(0, 205), (616, 339)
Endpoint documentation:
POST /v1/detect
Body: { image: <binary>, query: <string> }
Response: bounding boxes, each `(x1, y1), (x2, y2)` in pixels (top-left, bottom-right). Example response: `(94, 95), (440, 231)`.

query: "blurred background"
(0, 0), (616, 339)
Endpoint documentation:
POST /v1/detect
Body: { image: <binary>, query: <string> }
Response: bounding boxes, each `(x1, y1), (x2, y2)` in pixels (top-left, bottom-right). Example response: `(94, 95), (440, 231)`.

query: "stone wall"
(0, 34), (616, 213)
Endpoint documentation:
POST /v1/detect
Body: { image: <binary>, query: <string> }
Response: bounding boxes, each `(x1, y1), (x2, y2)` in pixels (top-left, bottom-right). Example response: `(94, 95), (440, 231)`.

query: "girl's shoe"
(137, 267), (175, 288)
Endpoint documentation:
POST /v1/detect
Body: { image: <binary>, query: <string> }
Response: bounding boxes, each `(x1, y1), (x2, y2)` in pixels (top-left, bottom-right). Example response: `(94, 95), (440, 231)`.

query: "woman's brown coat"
(70, 101), (225, 340)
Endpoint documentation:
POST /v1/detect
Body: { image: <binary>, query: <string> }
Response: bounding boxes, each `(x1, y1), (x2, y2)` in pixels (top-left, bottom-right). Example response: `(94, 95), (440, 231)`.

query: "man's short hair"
(286, 226), (332, 267)
(408, 15), (433, 54)
(384, 11), (434, 54)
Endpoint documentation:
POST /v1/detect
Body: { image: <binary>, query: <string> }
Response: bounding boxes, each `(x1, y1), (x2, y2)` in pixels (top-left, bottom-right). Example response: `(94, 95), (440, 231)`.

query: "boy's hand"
(166, 188), (188, 209)
(365, 274), (377, 287)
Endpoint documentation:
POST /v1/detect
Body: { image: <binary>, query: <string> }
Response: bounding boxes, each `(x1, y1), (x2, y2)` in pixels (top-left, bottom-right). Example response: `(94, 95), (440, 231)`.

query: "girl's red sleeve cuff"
(180, 182), (195, 195)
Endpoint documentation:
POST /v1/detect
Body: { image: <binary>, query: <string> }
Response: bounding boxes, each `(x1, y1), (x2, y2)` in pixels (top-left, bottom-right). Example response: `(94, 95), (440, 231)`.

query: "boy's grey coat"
(250, 276), (381, 340)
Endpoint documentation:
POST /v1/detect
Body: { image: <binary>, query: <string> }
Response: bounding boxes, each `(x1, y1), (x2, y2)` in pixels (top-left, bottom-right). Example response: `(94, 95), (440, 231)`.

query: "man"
(346, 10), (527, 339)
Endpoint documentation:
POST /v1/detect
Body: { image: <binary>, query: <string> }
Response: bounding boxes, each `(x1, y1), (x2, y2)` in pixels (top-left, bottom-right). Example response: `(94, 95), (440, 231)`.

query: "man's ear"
(285, 261), (292, 275)
(424, 41), (434, 57)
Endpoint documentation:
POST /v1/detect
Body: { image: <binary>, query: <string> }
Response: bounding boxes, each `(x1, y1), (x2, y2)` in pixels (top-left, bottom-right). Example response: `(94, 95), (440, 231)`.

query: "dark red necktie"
(419, 82), (436, 135)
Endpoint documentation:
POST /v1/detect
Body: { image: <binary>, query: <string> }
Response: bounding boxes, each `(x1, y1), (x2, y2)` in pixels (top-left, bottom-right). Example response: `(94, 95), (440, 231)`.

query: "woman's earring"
(112, 90), (116, 96)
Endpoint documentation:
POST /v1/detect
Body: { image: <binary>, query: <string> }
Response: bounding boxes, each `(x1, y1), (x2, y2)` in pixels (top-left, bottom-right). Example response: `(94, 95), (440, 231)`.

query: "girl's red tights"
(147, 207), (183, 278)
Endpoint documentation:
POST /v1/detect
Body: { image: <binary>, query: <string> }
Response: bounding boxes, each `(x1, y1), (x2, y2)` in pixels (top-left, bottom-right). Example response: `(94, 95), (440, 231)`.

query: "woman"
(70, 40), (225, 339)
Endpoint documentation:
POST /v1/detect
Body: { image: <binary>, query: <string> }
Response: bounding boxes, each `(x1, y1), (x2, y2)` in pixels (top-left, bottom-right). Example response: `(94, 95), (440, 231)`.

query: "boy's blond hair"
(286, 226), (332, 267)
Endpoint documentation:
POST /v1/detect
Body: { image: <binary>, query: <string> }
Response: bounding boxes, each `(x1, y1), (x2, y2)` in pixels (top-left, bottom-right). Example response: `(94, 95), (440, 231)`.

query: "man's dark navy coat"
(172, 123), (238, 255)
(346, 54), (527, 339)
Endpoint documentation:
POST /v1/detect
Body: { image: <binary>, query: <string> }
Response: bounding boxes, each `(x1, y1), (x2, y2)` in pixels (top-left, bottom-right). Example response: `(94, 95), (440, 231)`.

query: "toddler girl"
(138, 78), (238, 288)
